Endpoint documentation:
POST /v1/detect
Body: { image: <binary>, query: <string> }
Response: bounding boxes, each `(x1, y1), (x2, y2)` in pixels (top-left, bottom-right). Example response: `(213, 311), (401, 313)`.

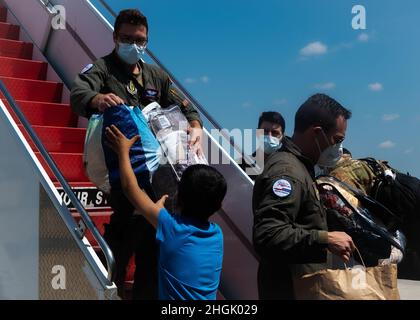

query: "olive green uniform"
(70, 50), (202, 126)
(70, 52), (202, 300)
(328, 155), (378, 195)
(252, 137), (329, 299)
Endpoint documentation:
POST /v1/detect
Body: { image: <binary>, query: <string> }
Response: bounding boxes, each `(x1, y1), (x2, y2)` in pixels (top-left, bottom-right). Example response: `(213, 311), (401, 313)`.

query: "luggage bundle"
(83, 103), (207, 212)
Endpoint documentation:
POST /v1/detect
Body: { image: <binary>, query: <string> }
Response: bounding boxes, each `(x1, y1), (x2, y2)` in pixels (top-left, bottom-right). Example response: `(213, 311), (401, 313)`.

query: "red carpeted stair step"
(73, 211), (112, 246)
(126, 256), (135, 282)
(0, 7), (7, 22)
(0, 5), (143, 296)
(54, 181), (99, 189)
(0, 76), (62, 103)
(35, 152), (88, 182)
(0, 38), (32, 59)
(0, 21), (19, 40)
(19, 125), (86, 153)
(0, 56), (47, 80)
(2, 99), (77, 127)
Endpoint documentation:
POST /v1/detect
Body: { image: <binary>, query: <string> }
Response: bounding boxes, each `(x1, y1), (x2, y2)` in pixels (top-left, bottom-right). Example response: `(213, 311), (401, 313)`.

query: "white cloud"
(358, 33), (369, 42)
(369, 82), (383, 91)
(382, 114), (400, 121)
(404, 148), (414, 154)
(185, 78), (196, 84)
(314, 82), (336, 90)
(379, 140), (396, 149)
(200, 76), (209, 83)
(300, 41), (328, 56)
(242, 102), (253, 108)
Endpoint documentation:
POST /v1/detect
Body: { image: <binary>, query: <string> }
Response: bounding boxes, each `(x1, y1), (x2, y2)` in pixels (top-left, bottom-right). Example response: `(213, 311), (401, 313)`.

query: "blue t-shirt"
(156, 208), (224, 300)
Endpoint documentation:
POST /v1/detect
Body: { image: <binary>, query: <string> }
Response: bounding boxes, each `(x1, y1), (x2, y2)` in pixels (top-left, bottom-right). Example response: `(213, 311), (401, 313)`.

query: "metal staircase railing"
(0, 78), (115, 287)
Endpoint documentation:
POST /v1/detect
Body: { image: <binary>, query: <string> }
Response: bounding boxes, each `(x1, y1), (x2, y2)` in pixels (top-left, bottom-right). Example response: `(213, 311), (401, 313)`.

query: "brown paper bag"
(293, 262), (400, 300)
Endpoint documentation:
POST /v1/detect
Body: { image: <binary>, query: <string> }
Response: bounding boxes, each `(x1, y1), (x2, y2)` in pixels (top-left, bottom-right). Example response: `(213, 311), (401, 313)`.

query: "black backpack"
(317, 175), (406, 266)
(360, 158), (420, 252)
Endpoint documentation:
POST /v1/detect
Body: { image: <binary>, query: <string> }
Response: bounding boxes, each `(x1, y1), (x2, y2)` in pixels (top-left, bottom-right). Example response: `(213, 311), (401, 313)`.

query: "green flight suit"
(69, 51), (201, 300)
(253, 137), (329, 299)
(70, 50), (202, 126)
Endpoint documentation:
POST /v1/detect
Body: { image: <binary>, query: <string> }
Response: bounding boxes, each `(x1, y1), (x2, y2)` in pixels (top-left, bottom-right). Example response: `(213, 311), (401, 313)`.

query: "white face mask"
(259, 135), (282, 154)
(315, 130), (343, 168)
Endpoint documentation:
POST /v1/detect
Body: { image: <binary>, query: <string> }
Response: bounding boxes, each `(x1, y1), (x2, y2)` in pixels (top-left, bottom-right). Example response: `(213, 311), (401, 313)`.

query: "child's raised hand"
(156, 195), (169, 209)
(105, 125), (140, 155)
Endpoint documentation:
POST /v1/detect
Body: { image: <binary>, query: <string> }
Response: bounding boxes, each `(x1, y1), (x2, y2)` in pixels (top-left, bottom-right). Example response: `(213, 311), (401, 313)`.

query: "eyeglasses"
(118, 35), (148, 46)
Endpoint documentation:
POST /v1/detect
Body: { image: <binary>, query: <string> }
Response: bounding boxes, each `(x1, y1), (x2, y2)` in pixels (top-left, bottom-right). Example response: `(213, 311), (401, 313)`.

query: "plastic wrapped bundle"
(143, 102), (207, 175)
(317, 175), (406, 267)
(83, 105), (161, 194)
(142, 102), (208, 212)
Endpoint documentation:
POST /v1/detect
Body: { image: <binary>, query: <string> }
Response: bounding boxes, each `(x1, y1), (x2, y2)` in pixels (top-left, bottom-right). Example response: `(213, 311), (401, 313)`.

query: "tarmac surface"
(398, 279), (420, 300)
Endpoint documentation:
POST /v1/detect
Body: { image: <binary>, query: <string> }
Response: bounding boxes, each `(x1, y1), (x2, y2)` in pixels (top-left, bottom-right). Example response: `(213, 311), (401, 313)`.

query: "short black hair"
(258, 111), (286, 133)
(177, 165), (227, 221)
(294, 93), (352, 133)
(114, 9), (148, 34)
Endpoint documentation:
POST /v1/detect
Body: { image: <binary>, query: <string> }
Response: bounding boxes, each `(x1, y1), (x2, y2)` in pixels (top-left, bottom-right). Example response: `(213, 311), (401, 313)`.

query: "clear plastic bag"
(142, 102), (207, 179)
(142, 102), (208, 212)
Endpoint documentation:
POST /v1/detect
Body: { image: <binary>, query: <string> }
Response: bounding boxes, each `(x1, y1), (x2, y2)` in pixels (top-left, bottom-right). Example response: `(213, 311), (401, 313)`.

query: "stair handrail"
(0, 79), (115, 286)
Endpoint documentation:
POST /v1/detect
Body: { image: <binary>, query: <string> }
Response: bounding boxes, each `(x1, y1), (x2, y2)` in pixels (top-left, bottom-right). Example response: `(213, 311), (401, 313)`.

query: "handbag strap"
(343, 246), (367, 270)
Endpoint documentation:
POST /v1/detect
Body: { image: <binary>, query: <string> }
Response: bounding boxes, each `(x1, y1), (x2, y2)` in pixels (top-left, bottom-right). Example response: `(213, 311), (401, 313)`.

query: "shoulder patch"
(273, 179), (292, 198)
(81, 64), (93, 74)
(145, 88), (159, 99)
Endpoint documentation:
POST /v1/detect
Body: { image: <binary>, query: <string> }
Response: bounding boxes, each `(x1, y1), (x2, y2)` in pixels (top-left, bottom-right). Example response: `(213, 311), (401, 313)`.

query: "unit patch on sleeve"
(272, 179), (293, 198)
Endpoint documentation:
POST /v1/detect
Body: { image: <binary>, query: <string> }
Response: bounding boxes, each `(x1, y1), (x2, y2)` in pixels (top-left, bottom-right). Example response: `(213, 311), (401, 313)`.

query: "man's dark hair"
(114, 9), (148, 34)
(294, 93), (352, 133)
(258, 111), (286, 133)
(177, 165), (227, 221)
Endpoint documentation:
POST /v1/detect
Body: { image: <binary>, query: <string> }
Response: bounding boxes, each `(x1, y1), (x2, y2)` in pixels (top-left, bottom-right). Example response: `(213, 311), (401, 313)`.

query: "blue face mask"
(260, 135), (282, 154)
(117, 42), (146, 65)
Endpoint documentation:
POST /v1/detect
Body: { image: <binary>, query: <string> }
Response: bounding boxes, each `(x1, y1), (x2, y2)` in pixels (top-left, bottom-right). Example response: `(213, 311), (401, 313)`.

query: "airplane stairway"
(0, 0), (259, 300)
(0, 4), (120, 299)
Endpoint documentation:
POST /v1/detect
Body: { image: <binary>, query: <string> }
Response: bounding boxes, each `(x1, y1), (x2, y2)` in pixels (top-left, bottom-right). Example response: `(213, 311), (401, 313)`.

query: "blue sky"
(94, 0), (420, 176)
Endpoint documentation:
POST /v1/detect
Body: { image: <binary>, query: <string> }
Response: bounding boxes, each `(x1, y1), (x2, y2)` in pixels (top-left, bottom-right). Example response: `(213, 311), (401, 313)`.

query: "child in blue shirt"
(105, 125), (226, 300)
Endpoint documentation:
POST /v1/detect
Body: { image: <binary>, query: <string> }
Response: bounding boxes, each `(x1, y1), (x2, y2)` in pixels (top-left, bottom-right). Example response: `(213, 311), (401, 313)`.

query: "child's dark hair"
(177, 165), (227, 221)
